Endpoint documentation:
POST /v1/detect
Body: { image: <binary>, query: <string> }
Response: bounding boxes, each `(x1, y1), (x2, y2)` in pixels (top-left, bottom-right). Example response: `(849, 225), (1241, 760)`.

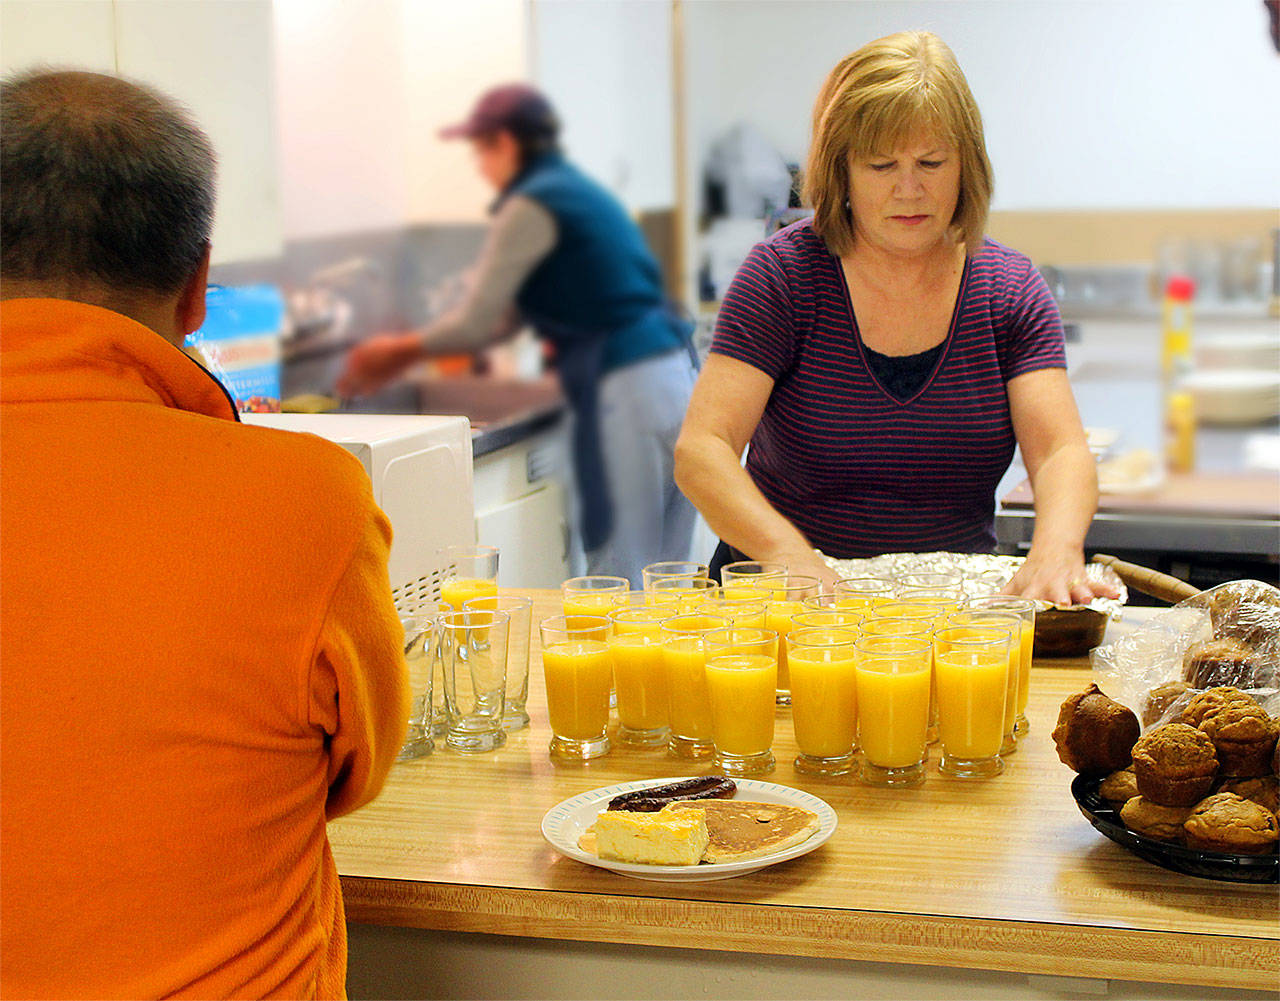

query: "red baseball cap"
(439, 83), (559, 141)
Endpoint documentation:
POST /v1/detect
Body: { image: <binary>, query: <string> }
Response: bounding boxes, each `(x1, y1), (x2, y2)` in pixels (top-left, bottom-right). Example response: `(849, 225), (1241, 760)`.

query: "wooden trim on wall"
(986, 208), (1279, 266)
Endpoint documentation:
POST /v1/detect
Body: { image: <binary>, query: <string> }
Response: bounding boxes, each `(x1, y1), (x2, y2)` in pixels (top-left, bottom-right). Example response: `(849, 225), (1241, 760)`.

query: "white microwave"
(242, 412), (474, 609)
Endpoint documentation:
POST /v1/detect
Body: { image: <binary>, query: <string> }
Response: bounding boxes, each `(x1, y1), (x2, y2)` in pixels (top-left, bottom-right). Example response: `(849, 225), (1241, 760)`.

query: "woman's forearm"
(1026, 442), (1098, 556)
(674, 432), (820, 567)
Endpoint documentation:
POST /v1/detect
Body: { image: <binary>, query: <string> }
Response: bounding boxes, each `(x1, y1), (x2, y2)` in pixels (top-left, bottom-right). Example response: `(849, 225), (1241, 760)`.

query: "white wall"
(273, 0), (528, 239)
(683, 0), (1280, 211)
(532, 0), (675, 210)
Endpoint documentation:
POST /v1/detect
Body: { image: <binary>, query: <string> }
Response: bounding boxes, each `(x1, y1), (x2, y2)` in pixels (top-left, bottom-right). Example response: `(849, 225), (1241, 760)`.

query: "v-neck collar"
(832, 251), (971, 407)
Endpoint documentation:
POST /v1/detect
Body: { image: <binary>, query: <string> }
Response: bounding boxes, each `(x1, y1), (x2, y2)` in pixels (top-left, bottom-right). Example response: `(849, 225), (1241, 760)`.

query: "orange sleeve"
(308, 501), (410, 820)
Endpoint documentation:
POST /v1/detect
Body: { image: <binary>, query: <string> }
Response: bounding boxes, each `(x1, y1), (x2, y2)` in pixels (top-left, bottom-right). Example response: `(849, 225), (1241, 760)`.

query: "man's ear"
(175, 244), (212, 344)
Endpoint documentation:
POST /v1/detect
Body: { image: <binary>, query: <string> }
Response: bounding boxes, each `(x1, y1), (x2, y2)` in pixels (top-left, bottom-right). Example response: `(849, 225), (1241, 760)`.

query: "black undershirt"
(863, 341), (945, 402)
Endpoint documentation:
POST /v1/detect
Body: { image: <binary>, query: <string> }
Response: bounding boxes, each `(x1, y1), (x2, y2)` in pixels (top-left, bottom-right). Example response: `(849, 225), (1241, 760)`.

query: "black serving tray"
(1071, 773), (1278, 884)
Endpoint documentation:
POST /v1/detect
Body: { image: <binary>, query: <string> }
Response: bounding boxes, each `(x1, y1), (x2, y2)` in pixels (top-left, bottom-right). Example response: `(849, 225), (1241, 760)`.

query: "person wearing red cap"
(338, 84), (698, 588)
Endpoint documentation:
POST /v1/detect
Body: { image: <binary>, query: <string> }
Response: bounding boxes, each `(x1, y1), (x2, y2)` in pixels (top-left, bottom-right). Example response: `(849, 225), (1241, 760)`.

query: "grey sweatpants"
(584, 349), (698, 588)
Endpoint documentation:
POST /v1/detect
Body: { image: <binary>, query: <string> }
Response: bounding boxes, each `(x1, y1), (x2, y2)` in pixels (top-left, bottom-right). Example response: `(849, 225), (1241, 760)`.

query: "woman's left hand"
(1002, 546), (1120, 606)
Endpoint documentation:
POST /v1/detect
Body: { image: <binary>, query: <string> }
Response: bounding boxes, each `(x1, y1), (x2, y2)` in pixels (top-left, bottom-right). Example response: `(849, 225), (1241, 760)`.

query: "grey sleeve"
(419, 196), (556, 354)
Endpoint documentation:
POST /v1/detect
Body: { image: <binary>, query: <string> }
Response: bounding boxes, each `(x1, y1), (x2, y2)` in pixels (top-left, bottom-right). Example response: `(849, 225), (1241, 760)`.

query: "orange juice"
(562, 593), (618, 621)
(704, 654), (776, 755)
(855, 659), (931, 768)
(788, 641), (858, 758)
(441, 576), (497, 610)
(663, 636), (715, 740)
(542, 639), (613, 740)
(934, 648), (1007, 758)
(765, 599), (805, 691)
(608, 633), (667, 730)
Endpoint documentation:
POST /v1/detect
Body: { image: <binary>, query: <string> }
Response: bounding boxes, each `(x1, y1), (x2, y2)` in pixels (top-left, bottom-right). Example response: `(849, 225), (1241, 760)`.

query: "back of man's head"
(1, 69), (216, 300)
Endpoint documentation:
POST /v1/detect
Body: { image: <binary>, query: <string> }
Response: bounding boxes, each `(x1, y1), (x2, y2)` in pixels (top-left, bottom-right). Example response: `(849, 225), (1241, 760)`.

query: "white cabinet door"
(477, 482), (570, 589)
(113, 0), (282, 265)
(0, 2), (115, 73)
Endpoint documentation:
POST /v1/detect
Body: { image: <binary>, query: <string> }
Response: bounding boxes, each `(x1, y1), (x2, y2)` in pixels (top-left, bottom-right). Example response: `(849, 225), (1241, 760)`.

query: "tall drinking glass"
(854, 634), (932, 787)
(438, 545), (499, 610)
(463, 593), (532, 731)
(791, 609), (863, 632)
(540, 614), (613, 759)
(695, 597), (768, 628)
(396, 611), (435, 761)
(660, 613), (731, 759)
(703, 627), (778, 776)
(642, 561), (709, 591)
(649, 575), (717, 611)
(788, 627), (860, 775)
(833, 576), (897, 611)
(755, 574), (821, 706)
(612, 589), (680, 613)
(932, 625), (1010, 778)
(607, 607), (671, 747)
(436, 609), (509, 754)
(720, 561), (788, 596)
(965, 595), (1037, 737)
(562, 576), (629, 632)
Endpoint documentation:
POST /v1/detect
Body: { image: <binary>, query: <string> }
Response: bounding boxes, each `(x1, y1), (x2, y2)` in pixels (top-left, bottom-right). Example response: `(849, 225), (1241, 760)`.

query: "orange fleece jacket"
(0, 299), (410, 999)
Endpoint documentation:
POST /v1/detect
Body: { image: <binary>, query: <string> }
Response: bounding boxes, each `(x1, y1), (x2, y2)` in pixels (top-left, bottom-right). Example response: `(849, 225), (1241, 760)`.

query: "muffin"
(1201, 582), (1280, 649)
(1120, 796), (1192, 843)
(1182, 792), (1279, 855)
(1099, 767), (1140, 805)
(1052, 685), (1141, 775)
(1179, 686), (1258, 729)
(1217, 775), (1279, 816)
(1131, 723), (1219, 806)
(1142, 681), (1193, 728)
(1182, 638), (1258, 690)
(1196, 701), (1279, 778)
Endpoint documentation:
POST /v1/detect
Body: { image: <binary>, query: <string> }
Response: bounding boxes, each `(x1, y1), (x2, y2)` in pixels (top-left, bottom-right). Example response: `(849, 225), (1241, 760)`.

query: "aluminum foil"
(819, 550), (1128, 618)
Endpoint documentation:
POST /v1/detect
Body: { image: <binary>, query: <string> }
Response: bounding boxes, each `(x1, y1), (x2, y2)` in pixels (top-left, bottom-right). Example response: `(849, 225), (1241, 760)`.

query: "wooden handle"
(1091, 554), (1201, 604)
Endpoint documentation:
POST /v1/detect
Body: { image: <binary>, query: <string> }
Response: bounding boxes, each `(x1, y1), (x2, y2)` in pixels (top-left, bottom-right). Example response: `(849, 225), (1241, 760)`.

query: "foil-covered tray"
(819, 551), (1127, 618)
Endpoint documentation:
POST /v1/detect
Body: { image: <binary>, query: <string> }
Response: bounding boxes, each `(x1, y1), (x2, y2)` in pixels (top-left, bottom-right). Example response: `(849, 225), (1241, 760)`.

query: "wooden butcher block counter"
(330, 591), (1276, 992)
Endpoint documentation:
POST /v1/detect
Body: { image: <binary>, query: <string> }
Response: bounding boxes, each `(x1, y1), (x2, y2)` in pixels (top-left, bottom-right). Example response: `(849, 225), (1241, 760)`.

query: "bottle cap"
(1165, 275), (1195, 301)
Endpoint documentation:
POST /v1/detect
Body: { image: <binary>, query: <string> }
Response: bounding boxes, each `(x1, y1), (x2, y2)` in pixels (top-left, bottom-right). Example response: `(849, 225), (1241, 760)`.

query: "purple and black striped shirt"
(710, 219), (1066, 558)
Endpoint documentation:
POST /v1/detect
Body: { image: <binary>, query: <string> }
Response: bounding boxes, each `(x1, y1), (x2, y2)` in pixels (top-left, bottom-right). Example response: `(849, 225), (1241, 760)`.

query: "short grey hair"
(1, 69), (216, 295)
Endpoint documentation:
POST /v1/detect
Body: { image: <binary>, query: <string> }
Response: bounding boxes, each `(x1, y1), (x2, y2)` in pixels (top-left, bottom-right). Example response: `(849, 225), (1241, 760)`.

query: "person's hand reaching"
(1002, 546), (1120, 606)
(335, 332), (424, 399)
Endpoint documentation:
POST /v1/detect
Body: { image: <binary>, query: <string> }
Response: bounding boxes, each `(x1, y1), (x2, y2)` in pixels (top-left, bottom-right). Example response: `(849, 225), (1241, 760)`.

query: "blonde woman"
(675, 31), (1109, 605)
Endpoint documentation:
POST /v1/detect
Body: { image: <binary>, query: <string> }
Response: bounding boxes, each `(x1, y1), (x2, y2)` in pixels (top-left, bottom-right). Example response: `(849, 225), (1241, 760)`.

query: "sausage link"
(607, 776), (736, 812)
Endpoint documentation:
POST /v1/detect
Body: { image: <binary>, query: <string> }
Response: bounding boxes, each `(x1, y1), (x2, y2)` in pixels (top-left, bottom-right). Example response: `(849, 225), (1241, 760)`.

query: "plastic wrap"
(1092, 580), (1280, 730)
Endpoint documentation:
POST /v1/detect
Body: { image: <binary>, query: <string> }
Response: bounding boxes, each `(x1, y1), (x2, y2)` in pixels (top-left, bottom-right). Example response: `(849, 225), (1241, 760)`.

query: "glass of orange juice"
(788, 627), (860, 775)
(748, 574), (821, 706)
(540, 614), (614, 759)
(965, 596), (1037, 738)
(607, 606), (672, 748)
(649, 575), (717, 610)
(438, 545), (499, 610)
(832, 576), (896, 612)
(720, 561), (788, 597)
(854, 634), (932, 787)
(562, 576), (629, 631)
(695, 597), (768, 628)
(612, 589), (680, 613)
(949, 608), (1023, 755)
(642, 561), (709, 592)
(932, 625), (1011, 778)
(791, 609), (862, 632)
(703, 627), (778, 775)
(660, 613), (731, 759)
(896, 570), (964, 592)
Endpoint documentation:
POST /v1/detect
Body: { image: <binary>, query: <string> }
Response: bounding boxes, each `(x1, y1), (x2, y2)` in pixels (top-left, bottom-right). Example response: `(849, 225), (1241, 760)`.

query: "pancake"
(667, 800), (820, 862)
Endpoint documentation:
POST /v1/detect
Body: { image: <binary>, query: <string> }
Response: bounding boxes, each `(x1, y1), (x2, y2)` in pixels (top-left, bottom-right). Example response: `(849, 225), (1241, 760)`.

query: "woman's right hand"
(335, 332), (424, 399)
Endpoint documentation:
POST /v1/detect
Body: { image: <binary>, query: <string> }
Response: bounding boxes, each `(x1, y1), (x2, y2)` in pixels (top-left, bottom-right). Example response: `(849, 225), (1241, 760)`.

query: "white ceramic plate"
(541, 777), (837, 882)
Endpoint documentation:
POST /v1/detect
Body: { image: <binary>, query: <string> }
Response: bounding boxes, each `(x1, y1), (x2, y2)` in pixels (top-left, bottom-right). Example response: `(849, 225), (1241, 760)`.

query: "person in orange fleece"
(0, 71), (410, 999)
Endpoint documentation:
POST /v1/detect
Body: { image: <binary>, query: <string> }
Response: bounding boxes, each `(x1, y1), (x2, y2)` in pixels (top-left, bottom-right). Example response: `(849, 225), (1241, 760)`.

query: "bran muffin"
(1119, 797), (1192, 844)
(1142, 680), (1193, 729)
(1052, 685), (1141, 775)
(1099, 767), (1140, 805)
(1179, 686), (1258, 729)
(1196, 702), (1279, 778)
(1182, 792), (1279, 855)
(1130, 723), (1219, 806)
(1217, 775), (1279, 816)
(1182, 638), (1259, 690)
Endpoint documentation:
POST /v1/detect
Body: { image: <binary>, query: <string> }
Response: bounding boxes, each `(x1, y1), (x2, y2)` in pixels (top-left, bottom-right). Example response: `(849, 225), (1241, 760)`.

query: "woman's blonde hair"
(802, 31), (993, 257)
